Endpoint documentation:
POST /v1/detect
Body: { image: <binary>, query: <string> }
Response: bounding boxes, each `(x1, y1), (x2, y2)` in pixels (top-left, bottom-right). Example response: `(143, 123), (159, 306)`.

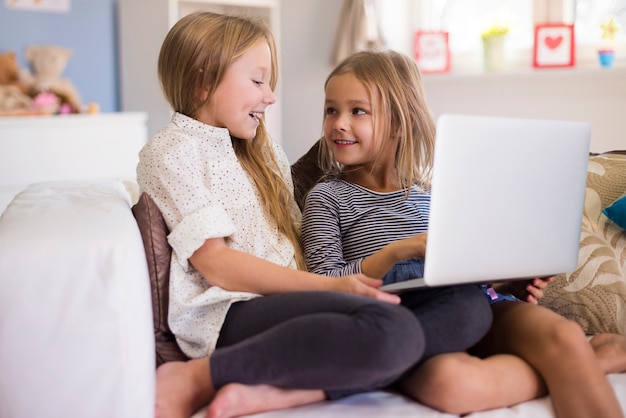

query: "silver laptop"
(381, 113), (590, 293)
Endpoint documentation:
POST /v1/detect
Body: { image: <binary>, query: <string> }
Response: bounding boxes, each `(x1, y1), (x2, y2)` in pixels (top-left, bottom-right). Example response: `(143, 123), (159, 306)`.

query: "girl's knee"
(359, 302), (425, 368)
(542, 318), (588, 355)
(404, 354), (486, 414)
(545, 319), (593, 361)
(373, 302), (424, 341)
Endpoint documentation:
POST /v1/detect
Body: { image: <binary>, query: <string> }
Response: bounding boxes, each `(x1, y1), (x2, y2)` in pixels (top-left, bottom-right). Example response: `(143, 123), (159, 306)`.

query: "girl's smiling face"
(198, 41), (276, 140)
(323, 72), (392, 169)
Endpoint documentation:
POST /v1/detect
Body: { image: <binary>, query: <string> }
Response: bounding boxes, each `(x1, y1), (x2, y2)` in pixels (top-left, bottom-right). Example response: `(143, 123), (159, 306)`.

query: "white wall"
(279, 0), (341, 162)
(278, 1), (625, 161)
(423, 68), (626, 154)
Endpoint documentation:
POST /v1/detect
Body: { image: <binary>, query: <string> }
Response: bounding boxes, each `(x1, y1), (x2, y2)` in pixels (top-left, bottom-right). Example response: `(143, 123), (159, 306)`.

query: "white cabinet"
(117, 0), (281, 142)
(0, 112), (148, 188)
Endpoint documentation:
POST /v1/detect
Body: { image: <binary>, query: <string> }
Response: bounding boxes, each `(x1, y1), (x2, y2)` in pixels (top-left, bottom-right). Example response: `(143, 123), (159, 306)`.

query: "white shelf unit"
(117, 0), (281, 142)
(0, 112), (148, 188)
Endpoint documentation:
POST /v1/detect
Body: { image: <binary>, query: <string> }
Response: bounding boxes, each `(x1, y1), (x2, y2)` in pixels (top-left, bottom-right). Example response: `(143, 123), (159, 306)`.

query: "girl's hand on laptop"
(493, 277), (555, 304)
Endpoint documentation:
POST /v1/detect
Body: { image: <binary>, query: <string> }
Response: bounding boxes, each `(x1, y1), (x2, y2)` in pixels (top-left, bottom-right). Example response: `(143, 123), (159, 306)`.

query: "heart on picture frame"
(533, 24), (574, 68)
(545, 35), (563, 49)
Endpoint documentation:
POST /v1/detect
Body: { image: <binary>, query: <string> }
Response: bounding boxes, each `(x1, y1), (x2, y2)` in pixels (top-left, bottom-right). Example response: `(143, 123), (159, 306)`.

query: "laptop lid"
(382, 113), (590, 293)
(424, 113), (590, 286)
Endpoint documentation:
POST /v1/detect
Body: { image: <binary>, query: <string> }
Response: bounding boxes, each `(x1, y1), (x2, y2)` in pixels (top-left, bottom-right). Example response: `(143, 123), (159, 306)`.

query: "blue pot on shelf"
(598, 49), (616, 68)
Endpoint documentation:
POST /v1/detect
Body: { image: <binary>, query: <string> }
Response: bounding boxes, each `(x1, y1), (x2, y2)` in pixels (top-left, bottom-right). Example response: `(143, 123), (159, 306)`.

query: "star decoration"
(600, 17), (619, 41)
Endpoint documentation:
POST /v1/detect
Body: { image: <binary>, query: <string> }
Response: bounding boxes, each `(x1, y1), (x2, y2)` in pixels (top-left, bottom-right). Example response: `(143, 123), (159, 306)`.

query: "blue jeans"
(381, 258), (425, 285)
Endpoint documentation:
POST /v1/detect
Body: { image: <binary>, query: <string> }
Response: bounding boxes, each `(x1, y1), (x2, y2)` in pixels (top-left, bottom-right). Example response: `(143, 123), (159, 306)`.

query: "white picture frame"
(533, 24), (575, 68)
(414, 31), (451, 74)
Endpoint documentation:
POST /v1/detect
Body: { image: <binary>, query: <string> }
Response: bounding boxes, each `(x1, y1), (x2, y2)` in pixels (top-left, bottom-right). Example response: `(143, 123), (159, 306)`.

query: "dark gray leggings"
(399, 284), (492, 359)
(210, 285), (490, 397)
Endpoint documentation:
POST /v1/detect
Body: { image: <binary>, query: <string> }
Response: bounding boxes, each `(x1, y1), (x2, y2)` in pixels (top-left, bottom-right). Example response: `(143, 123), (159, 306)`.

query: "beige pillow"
(540, 152), (626, 335)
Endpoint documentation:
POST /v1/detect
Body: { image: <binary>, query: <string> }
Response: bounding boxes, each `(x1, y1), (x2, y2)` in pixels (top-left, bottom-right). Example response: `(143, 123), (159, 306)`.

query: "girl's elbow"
(189, 238), (230, 285)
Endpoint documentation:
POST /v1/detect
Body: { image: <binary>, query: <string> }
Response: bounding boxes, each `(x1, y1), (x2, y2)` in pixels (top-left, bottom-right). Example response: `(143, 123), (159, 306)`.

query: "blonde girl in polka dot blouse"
(137, 11), (442, 418)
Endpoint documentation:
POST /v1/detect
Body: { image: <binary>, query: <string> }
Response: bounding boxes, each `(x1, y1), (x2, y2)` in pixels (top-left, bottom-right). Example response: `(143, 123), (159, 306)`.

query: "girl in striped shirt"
(301, 49), (626, 417)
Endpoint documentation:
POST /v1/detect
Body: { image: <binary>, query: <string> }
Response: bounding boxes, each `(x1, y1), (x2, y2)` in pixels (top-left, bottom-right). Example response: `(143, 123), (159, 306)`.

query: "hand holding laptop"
(492, 276), (555, 304)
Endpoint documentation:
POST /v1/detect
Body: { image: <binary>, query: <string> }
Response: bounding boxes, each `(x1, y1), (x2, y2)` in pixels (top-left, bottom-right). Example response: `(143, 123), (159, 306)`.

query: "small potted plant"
(598, 17), (619, 68)
(481, 25), (509, 71)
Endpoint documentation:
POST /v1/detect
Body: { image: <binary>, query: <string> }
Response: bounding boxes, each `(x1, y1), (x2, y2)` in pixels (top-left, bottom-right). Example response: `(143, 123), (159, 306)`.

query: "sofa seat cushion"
(540, 152), (626, 335)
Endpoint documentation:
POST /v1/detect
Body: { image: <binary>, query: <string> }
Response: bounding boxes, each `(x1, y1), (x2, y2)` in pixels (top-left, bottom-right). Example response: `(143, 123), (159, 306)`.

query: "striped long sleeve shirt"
(302, 179), (431, 277)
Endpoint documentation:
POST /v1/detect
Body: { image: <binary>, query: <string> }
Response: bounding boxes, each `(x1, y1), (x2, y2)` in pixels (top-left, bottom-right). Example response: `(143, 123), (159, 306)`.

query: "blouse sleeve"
(137, 133), (236, 271)
(301, 183), (362, 277)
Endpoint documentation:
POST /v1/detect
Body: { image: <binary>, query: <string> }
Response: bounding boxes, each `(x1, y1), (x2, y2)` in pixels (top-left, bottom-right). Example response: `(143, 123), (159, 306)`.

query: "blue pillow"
(602, 195), (626, 229)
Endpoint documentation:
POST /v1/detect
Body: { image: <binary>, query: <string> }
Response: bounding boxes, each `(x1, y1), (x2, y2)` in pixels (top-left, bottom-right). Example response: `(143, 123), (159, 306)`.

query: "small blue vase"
(598, 50), (615, 68)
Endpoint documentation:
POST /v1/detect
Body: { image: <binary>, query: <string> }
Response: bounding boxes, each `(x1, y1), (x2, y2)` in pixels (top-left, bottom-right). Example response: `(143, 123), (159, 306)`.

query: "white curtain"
(330, 0), (385, 66)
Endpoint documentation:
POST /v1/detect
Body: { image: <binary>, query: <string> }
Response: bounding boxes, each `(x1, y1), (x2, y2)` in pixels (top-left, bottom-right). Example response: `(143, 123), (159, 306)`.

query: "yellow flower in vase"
(481, 26), (509, 40)
(481, 26), (509, 71)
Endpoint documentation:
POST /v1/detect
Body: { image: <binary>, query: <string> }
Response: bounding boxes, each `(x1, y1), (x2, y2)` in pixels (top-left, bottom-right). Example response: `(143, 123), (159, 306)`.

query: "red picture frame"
(533, 24), (575, 68)
(414, 31), (451, 74)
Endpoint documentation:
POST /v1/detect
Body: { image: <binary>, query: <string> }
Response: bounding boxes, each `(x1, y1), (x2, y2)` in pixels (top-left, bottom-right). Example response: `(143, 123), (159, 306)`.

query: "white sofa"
(0, 127), (625, 418)
(2, 178), (624, 418)
(0, 180), (154, 418)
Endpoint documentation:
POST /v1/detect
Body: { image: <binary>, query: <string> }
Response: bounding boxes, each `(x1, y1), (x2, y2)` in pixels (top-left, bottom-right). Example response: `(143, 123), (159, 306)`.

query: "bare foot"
(155, 359), (215, 418)
(206, 384), (325, 418)
(590, 333), (626, 374)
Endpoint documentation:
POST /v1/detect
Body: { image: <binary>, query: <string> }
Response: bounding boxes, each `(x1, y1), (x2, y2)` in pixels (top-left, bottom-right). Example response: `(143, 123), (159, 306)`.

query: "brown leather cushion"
(131, 192), (189, 366)
(291, 139), (324, 211)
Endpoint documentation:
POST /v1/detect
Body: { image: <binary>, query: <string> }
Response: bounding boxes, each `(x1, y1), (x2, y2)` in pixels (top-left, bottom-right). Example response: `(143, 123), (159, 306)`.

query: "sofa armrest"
(0, 180), (154, 418)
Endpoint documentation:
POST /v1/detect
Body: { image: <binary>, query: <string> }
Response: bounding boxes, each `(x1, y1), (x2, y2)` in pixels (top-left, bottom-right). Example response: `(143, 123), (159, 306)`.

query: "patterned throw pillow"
(540, 153), (626, 335)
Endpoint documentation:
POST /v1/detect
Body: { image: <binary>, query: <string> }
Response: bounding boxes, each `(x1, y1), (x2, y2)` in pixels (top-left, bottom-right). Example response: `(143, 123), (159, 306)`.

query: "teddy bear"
(0, 51), (32, 114)
(0, 51), (29, 93)
(22, 44), (83, 113)
(0, 86), (33, 113)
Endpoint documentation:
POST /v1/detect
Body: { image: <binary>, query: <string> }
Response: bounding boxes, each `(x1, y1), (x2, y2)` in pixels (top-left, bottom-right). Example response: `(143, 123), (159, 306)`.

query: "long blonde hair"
(320, 50), (436, 191)
(158, 12), (305, 269)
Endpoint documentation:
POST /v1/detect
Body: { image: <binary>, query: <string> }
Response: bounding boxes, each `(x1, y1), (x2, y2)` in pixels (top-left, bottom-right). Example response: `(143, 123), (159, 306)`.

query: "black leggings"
(400, 284), (492, 360)
(210, 285), (490, 397)
(212, 291), (423, 396)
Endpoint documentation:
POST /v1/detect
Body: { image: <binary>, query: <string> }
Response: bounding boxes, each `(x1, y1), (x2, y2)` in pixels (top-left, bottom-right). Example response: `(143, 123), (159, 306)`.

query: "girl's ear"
(197, 82), (213, 101)
(196, 69), (211, 101)
(390, 121), (402, 140)
(198, 88), (210, 101)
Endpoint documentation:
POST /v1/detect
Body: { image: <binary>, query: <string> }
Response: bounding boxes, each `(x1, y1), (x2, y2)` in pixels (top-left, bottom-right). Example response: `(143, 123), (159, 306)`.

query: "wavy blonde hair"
(158, 12), (305, 269)
(319, 50), (436, 191)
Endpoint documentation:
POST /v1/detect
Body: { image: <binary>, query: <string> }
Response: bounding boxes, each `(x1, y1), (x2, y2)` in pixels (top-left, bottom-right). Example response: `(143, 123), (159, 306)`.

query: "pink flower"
(32, 92), (60, 108)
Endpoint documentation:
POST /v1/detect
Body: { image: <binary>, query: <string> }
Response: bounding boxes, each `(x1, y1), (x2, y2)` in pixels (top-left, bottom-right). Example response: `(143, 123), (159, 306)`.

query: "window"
(417, 0), (533, 52)
(376, 0), (626, 73)
(574, 0), (626, 45)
